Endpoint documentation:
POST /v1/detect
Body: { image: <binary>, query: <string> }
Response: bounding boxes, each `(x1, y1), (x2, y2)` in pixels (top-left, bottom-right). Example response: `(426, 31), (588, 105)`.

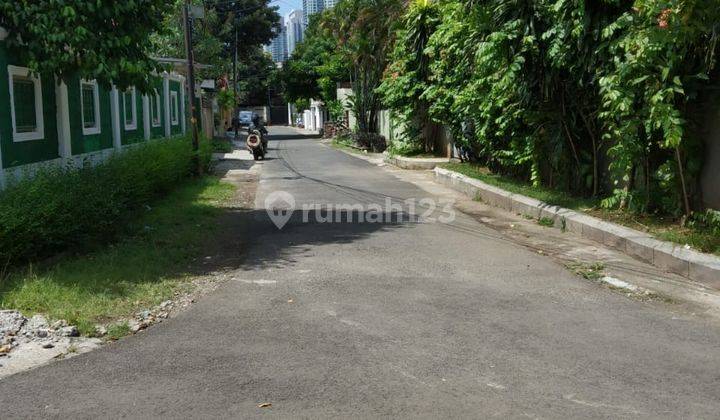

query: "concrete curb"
(385, 156), (450, 170)
(435, 167), (720, 289)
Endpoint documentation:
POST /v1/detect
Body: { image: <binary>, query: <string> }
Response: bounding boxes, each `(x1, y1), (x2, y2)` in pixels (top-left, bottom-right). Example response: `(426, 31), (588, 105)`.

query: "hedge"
(0, 136), (211, 265)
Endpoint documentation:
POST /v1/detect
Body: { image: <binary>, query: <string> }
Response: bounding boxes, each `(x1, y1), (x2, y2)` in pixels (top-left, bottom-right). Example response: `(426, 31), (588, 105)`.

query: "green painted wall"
(149, 78), (165, 139)
(0, 43), (197, 169)
(120, 88), (145, 145)
(67, 75), (113, 155)
(0, 43), (60, 168)
(169, 80), (183, 136)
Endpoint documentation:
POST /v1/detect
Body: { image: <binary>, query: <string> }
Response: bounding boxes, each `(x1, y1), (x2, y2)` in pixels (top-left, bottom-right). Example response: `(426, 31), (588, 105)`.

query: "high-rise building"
(286, 10), (304, 57)
(302, 0), (324, 27)
(323, 0), (339, 8)
(265, 25), (288, 64)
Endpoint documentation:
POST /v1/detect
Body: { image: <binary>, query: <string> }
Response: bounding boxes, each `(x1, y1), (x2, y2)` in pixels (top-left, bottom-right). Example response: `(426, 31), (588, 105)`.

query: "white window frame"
(170, 91), (179, 126)
(123, 87), (137, 130)
(8, 65), (44, 142)
(80, 79), (101, 136)
(151, 91), (162, 127)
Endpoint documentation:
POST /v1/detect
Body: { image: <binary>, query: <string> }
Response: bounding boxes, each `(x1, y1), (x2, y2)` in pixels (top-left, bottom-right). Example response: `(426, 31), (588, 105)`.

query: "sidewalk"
(327, 140), (720, 319)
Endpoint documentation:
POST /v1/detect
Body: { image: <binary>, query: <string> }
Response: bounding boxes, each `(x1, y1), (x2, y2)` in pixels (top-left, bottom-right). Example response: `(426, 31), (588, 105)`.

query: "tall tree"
(152, 0), (281, 80)
(324, 0), (403, 134)
(0, 0), (168, 91)
(208, 0), (281, 100)
(235, 47), (277, 105)
(152, 0), (227, 79)
(279, 13), (349, 104)
(211, 0), (281, 62)
(378, 0), (440, 152)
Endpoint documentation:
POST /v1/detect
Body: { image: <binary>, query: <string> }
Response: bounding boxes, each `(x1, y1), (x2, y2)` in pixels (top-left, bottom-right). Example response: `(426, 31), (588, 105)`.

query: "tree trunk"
(619, 164), (636, 210)
(675, 146), (692, 223)
(579, 110), (599, 197)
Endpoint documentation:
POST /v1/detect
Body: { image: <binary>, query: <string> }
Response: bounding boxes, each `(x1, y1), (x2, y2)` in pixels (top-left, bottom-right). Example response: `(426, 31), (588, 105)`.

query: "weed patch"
(565, 261), (605, 280)
(0, 136), (212, 265)
(212, 138), (233, 153)
(0, 176), (234, 336)
(538, 217), (555, 227)
(106, 323), (131, 341)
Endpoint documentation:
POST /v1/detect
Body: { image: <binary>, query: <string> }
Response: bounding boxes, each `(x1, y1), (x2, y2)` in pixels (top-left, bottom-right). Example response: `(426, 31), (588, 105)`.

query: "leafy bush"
(354, 133), (387, 153)
(0, 135), (211, 265)
(689, 209), (720, 236)
(382, 0), (720, 219)
(211, 138), (233, 153)
(336, 132), (387, 153)
(326, 100), (345, 122)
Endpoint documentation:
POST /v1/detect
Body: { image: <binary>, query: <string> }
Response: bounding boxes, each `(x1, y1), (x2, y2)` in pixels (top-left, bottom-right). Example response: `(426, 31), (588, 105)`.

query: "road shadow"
(268, 133), (322, 141)
(212, 159), (255, 177)
(192, 208), (416, 274)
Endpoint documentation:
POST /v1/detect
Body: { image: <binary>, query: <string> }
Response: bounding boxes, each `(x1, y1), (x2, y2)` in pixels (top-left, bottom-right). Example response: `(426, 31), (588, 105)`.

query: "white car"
(238, 111), (254, 127)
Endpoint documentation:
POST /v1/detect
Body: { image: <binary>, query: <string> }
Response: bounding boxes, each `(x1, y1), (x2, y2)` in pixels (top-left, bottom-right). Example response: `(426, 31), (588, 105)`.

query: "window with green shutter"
(12, 76), (37, 133)
(81, 82), (98, 131)
(123, 88), (136, 129)
(171, 91), (179, 125)
(9, 65), (45, 141)
(151, 92), (161, 126)
(124, 92), (133, 125)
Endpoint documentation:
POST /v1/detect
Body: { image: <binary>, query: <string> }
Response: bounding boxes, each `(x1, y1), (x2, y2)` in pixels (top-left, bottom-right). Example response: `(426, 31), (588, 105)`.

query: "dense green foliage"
(151, 0), (280, 103)
(381, 0), (720, 218)
(212, 0), (281, 104)
(235, 48), (278, 105)
(378, 0), (439, 153)
(0, 0), (167, 91)
(0, 136), (212, 265)
(280, 14), (349, 104)
(279, 0), (402, 133)
(213, 0), (281, 55)
(326, 0), (403, 133)
(151, 0), (226, 79)
(0, 176), (234, 335)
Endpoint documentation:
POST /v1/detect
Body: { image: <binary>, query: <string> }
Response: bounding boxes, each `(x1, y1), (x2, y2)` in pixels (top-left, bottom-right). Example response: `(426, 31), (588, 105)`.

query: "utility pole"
(183, 0), (201, 175)
(233, 26), (238, 111)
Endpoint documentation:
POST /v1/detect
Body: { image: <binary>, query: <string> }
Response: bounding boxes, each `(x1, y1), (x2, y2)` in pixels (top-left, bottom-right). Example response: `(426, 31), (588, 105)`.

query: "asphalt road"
(2, 126), (720, 419)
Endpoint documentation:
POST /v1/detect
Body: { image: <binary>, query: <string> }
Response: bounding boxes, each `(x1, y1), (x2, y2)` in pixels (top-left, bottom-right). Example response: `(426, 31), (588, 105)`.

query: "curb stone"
(384, 156), (451, 170)
(435, 167), (720, 289)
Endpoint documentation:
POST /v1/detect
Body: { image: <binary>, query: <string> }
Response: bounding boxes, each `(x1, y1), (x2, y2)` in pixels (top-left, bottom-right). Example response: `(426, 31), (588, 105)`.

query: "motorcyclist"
(231, 115), (240, 139)
(250, 113), (268, 149)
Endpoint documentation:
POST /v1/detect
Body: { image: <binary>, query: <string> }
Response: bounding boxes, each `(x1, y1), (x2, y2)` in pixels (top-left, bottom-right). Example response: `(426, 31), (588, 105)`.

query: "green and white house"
(0, 28), (188, 187)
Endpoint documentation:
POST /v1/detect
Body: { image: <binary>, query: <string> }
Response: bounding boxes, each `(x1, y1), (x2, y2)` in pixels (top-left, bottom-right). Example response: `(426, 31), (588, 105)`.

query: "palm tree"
(325, 0), (403, 134)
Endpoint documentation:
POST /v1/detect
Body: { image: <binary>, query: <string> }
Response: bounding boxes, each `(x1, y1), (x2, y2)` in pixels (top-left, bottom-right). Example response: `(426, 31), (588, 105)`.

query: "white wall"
(337, 87), (356, 130)
(303, 110), (313, 130)
(240, 106), (270, 123)
(311, 99), (324, 132)
(377, 109), (393, 142)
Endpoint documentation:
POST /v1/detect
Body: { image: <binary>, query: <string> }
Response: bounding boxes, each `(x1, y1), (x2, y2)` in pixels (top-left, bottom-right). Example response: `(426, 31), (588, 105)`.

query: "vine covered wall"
(380, 0), (720, 219)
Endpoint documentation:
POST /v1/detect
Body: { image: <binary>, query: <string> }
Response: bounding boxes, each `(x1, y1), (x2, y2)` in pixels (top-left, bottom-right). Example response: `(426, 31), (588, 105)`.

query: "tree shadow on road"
(192, 206), (416, 274)
(0, 153), (414, 331)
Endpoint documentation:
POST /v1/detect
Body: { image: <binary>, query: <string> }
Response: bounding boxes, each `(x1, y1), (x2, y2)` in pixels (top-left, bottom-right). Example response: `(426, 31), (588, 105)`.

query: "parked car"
(238, 111), (254, 127)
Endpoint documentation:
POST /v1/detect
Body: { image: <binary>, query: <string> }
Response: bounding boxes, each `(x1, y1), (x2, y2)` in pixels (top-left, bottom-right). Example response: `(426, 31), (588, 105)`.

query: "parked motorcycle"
(246, 129), (266, 161)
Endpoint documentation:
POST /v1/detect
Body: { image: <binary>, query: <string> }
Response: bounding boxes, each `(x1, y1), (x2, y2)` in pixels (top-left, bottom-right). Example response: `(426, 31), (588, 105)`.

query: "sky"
(271, 0), (302, 18)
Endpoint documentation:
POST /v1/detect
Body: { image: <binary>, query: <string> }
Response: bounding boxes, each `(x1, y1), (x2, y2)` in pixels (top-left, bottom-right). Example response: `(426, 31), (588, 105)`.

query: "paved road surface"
(1, 127), (719, 418)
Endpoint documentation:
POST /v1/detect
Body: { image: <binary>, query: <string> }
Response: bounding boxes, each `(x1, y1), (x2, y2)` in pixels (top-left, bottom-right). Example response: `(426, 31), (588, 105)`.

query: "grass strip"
(0, 176), (235, 335)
